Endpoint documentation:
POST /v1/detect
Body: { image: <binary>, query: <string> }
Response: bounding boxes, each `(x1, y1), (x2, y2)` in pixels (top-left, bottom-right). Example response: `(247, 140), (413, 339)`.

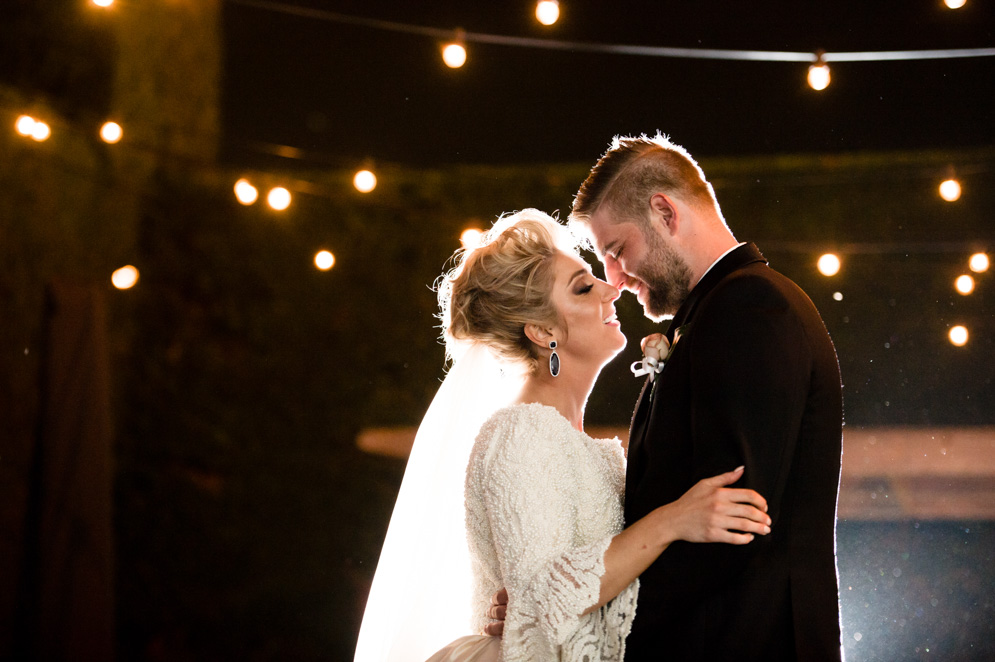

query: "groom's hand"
(483, 587), (508, 637)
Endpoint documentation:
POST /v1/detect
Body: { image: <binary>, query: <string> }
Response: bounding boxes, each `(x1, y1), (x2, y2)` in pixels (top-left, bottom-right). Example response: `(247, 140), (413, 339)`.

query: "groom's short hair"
(570, 134), (720, 231)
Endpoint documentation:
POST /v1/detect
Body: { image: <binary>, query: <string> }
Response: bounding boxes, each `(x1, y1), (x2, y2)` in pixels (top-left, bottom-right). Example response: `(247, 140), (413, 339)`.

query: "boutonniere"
(631, 333), (670, 381)
(630, 324), (691, 381)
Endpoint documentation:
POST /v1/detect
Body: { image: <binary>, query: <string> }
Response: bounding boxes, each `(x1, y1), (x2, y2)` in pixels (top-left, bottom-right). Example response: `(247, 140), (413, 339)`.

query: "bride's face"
(547, 252), (626, 364)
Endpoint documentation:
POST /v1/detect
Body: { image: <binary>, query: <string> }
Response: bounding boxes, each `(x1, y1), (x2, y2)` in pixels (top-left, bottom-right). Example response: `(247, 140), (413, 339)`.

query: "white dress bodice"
(464, 403), (638, 661)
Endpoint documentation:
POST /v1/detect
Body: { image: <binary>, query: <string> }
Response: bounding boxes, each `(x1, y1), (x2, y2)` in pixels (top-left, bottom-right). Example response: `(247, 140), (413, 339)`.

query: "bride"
(354, 210), (771, 661)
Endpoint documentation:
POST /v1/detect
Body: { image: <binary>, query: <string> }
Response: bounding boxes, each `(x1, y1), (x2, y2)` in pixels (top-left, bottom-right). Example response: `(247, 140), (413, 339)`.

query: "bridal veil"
(353, 343), (522, 662)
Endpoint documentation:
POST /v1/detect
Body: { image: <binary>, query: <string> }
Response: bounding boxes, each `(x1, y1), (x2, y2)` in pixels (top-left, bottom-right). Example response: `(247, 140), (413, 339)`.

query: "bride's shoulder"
(474, 403), (568, 456)
(480, 402), (564, 434)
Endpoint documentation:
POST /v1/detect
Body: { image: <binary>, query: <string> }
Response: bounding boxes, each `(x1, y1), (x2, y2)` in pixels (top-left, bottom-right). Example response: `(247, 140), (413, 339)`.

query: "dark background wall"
(1, 1), (992, 660)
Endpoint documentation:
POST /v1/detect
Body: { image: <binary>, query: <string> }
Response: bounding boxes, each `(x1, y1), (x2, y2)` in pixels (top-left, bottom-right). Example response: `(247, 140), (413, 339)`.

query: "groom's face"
(588, 208), (693, 322)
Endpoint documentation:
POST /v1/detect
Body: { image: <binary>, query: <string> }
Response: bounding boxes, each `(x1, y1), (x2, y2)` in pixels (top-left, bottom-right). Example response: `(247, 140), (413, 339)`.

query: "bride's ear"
(524, 322), (555, 350)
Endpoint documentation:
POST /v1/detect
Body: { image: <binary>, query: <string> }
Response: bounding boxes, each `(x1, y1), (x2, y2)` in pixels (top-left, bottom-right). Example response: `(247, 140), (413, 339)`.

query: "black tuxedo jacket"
(624, 244), (843, 662)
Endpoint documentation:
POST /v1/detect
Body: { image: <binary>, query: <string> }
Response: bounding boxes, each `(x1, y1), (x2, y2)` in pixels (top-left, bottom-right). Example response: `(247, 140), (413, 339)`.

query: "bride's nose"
(601, 281), (620, 301)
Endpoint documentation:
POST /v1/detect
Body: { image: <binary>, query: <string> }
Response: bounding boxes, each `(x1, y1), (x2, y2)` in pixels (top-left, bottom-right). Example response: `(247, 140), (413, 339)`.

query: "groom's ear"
(524, 322), (555, 349)
(649, 193), (679, 236)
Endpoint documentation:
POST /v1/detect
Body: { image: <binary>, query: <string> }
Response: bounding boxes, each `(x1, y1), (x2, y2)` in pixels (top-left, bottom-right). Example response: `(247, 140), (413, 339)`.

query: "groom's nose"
(603, 255), (626, 290)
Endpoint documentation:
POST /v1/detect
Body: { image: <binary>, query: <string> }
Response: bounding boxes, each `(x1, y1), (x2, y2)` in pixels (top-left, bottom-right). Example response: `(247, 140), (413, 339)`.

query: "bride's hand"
(664, 466), (771, 545)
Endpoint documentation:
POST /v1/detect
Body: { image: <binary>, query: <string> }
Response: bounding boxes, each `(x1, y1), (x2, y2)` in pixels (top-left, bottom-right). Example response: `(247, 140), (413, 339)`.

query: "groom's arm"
(690, 274), (810, 522)
(665, 274), (811, 588)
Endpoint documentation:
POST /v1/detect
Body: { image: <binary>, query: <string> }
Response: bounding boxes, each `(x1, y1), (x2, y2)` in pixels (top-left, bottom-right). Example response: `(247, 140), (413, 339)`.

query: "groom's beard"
(640, 229), (693, 322)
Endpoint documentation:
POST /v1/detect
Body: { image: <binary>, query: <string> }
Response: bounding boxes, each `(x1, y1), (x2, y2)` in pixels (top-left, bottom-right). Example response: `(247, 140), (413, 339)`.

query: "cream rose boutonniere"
(630, 324), (690, 381)
(631, 333), (670, 381)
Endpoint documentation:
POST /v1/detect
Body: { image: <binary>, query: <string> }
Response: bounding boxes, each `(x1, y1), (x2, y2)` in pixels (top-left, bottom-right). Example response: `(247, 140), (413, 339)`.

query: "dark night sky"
(221, 0), (994, 168)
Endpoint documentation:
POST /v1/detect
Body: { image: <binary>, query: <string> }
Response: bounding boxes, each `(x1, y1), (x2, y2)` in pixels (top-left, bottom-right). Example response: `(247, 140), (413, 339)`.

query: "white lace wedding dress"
(462, 403), (639, 661)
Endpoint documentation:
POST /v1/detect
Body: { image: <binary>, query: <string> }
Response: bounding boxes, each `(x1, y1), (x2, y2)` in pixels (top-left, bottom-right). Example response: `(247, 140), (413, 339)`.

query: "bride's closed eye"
(576, 283), (594, 295)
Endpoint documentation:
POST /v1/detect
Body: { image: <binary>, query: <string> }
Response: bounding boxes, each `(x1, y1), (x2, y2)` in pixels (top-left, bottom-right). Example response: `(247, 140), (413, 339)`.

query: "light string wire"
(227, 0), (995, 63)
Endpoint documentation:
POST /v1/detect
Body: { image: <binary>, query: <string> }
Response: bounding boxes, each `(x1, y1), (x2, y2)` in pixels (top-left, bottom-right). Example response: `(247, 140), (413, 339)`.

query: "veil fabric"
(354, 344), (524, 662)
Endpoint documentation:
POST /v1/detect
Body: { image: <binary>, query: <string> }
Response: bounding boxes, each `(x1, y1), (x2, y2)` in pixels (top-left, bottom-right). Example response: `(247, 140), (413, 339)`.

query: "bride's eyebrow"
(568, 268), (589, 285)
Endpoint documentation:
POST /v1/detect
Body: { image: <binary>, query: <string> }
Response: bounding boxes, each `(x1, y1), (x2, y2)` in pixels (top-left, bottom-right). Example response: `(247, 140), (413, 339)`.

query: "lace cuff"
(526, 537), (611, 646)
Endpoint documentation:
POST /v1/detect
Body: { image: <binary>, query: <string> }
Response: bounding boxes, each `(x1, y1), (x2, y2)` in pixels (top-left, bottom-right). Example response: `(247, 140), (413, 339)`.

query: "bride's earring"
(549, 340), (560, 377)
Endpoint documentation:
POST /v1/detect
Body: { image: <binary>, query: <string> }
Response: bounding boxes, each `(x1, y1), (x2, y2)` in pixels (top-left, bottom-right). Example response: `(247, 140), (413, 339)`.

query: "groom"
(567, 135), (844, 661)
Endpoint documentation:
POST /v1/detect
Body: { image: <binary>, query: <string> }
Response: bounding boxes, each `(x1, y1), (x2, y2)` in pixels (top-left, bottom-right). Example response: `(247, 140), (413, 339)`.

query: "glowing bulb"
(15, 115), (35, 136)
(948, 325), (968, 346)
(91, 0), (114, 6)
(944, 0), (966, 8)
(442, 43), (467, 68)
(112, 265), (139, 290)
(939, 178), (961, 202)
(460, 228), (484, 249)
(100, 121), (122, 144)
(315, 250), (336, 271)
(817, 253), (841, 277)
(536, 0), (560, 25)
(353, 169), (377, 193)
(30, 121), (51, 142)
(234, 179), (259, 205)
(832, 292), (843, 301)
(969, 252), (989, 273)
(955, 275), (975, 295)
(808, 62), (831, 91)
(267, 187), (292, 210)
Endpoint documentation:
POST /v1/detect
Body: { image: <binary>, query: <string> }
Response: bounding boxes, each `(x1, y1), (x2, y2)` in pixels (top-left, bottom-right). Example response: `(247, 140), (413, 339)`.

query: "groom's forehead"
(584, 213), (615, 256)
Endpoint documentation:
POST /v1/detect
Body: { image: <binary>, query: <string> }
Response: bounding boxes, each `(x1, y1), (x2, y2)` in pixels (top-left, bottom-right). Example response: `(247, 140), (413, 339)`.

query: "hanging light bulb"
(460, 228), (484, 249)
(315, 250), (336, 271)
(112, 265), (139, 290)
(353, 169), (377, 193)
(30, 120), (51, 142)
(442, 31), (467, 68)
(948, 325), (968, 347)
(807, 52), (831, 91)
(939, 178), (961, 202)
(536, 1), (560, 25)
(15, 115), (36, 136)
(234, 178), (259, 205)
(968, 252), (989, 273)
(944, 0), (967, 8)
(91, 0), (114, 6)
(817, 253), (841, 276)
(954, 275), (975, 295)
(267, 186), (292, 211)
(100, 121), (123, 144)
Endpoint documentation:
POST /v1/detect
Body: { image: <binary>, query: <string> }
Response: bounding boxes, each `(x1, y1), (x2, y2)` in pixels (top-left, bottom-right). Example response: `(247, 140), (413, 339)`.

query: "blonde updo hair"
(437, 209), (579, 375)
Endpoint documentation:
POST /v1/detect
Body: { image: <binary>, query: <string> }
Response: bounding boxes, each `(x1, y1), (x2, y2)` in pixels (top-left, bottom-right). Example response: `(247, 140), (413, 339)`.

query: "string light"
(91, 0), (114, 6)
(15, 115), (36, 136)
(939, 178), (962, 202)
(832, 291), (844, 301)
(817, 253), (841, 276)
(315, 250), (336, 271)
(969, 252), (989, 273)
(112, 265), (139, 290)
(353, 169), (377, 193)
(228, 1), (995, 65)
(954, 274), (975, 295)
(948, 325), (969, 347)
(460, 227), (484, 249)
(535, 1), (560, 26)
(944, 0), (967, 8)
(808, 52), (831, 90)
(100, 121), (123, 144)
(234, 178), (259, 205)
(442, 36), (467, 68)
(267, 186), (292, 210)
(30, 120), (51, 142)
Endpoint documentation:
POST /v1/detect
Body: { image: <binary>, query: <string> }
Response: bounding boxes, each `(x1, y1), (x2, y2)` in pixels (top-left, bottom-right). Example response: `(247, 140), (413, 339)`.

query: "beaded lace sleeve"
(465, 405), (637, 661)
